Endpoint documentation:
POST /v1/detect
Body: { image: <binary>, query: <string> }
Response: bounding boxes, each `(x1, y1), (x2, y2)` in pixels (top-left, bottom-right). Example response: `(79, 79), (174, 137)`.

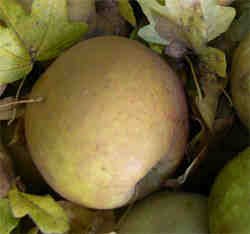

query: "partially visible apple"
(118, 192), (209, 234)
(209, 147), (250, 234)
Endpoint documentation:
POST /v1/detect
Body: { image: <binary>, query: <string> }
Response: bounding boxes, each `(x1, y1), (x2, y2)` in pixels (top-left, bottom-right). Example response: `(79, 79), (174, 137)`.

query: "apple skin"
(118, 192), (209, 234)
(25, 36), (188, 209)
(209, 147), (250, 234)
(231, 32), (250, 131)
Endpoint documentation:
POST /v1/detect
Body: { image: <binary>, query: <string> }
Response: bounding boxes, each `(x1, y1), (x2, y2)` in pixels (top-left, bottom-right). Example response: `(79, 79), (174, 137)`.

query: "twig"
(222, 88), (233, 106)
(0, 97), (43, 109)
(8, 77), (28, 125)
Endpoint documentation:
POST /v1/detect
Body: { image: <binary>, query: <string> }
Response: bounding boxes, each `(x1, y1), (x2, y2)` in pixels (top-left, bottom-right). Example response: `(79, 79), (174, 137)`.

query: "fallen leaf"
(211, 1), (250, 56)
(184, 111), (234, 193)
(65, 0), (96, 25)
(0, 23), (32, 84)
(0, 159), (14, 198)
(198, 47), (227, 78)
(58, 200), (96, 234)
(27, 227), (39, 234)
(165, 99), (234, 189)
(164, 115), (208, 188)
(0, 84), (7, 97)
(0, 0), (87, 84)
(195, 72), (224, 131)
(148, 42), (164, 54)
(138, 0), (235, 46)
(9, 187), (70, 234)
(137, 0), (235, 76)
(95, 0), (130, 36)
(58, 200), (115, 234)
(0, 198), (20, 234)
(0, 130), (15, 198)
(2, 118), (47, 192)
(185, 56), (225, 131)
(18, 0), (97, 35)
(1, 0), (87, 60)
(137, 10), (169, 45)
(118, 0), (136, 26)
(182, 93), (234, 189)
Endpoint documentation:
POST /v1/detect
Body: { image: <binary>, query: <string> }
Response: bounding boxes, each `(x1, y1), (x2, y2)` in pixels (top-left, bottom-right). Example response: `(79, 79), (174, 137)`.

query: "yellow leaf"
(0, 0), (88, 84)
(118, 0), (136, 26)
(137, 0), (235, 76)
(0, 198), (20, 234)
(9, 187), (70, 234)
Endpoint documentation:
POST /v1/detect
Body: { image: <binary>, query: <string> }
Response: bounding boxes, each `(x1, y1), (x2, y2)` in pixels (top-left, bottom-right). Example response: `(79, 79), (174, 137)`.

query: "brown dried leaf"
(165, 96), (234, 189)
(0, 84), (7, 97)
(95, 0), (130, 36)
(165, 117), (208, 188)
(58, 201), (115, 234)
(195, 73), (224, 131)
(182, 97), (234, 190)
(184, 116), (234, 193)
(2, 118), (47, 191)
(0, 129), (15, 198)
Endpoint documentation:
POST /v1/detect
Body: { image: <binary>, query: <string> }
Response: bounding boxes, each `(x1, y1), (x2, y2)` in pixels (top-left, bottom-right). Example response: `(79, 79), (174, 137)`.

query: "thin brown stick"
(222, 88), (233, 106)
(0, 97), (43, 109)
(8, 77), (28, 125)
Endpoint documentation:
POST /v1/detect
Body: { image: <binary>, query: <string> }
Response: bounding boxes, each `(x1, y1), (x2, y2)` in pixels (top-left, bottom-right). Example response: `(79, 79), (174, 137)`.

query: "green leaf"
(0, 0), (88, 61)
(137, 0), (235, 44)
(138, 23), (169, 45)
(185, 56), (225, 130)
(137, 0), (235, 76)
(9, 187), (70, 234)
(137, 3), (170, 45)
(198, 47), (227, 77)
(0, 24), (32, 84)
(0, 1), (33, 84)
(0, 198), (20, 234)
(118, 0), (136, 26)
(195, 74), (223, 131)
(148, 42), (164, 54)
(0, 0), (87, 85)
